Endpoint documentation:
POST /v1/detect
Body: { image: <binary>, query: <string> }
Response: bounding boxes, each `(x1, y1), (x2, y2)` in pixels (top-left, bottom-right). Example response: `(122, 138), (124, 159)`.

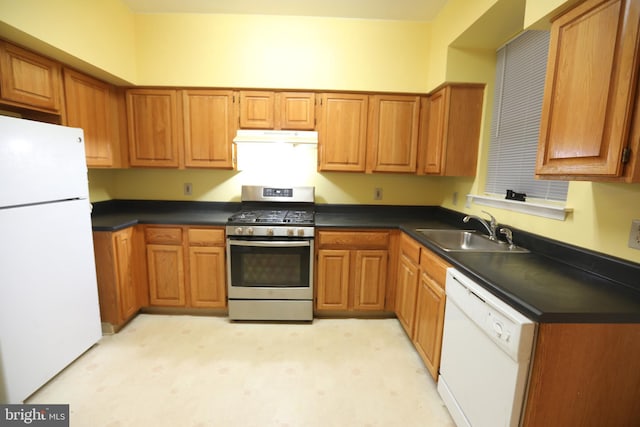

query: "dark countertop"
(91, 200), (240, 231)
(92, 200), (640, 324)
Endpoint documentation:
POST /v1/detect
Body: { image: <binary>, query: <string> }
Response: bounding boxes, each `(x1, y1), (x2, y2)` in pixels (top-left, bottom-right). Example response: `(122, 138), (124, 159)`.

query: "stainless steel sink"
(415, 229), (529, 253)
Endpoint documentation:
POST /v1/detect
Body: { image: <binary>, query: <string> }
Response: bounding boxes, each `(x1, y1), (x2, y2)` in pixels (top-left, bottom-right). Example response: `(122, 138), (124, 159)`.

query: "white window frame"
(470, 30), (572, 221)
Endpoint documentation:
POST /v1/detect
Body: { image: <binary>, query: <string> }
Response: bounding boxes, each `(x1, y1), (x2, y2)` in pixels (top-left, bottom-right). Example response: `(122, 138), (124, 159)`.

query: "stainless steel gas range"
(226, 185), (315, 321)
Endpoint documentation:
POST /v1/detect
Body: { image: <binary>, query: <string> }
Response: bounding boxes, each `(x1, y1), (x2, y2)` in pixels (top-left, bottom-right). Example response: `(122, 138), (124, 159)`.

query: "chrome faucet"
(463, 210), (498, 240)
(499, 227), (516, 249)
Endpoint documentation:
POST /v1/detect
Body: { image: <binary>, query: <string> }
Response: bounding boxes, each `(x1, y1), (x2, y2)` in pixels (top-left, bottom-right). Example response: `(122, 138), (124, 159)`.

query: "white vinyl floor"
(27, 314), (455, 427)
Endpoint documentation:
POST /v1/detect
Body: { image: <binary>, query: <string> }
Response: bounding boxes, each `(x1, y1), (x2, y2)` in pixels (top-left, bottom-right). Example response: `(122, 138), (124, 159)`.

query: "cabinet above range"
(239, 90), (316, 130)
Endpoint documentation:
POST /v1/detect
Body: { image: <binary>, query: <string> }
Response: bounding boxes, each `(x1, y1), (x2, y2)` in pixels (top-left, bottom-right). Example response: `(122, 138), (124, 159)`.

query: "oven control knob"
(287, 228), (294, 236)
(247, 227), (254, 235)
(297, 228), (305, 237)
(235, 227), (243, 235)
(267, 228), (274, 236)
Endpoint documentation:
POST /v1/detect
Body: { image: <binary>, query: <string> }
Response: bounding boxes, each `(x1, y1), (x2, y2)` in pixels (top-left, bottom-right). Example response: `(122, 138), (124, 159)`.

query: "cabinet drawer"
(188, 228), (225, 246)
(399, 233), (421, 264)
(420, 247), (450, 287)
(145, 227), (183, 244)
(317, 230), (390, 248)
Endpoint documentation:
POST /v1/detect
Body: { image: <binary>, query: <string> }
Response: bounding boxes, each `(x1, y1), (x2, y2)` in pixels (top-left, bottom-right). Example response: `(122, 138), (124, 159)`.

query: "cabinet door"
(353, 250), (388, 310)
(147, 244), (186, 306)
(536, 0), (640, 178)
(127, 89), (181, 167)
(424, 88), (447, 174)
(279, 92), (315, 130)
(189, 246), (226, 308)
(0, 41), (62, 113)
(113, 228), (138, 320)
(395, 253), (419, 336)
(318, 93), (369, 172)
(367, 94), (420, 173)
(316, 249), (350, 310)
(183, 89), (236, 168)
(422, 85), (484, 176)
(63, 69), (117, 167)
(414, 272), (446, 381)
(239, 90), (275, 129)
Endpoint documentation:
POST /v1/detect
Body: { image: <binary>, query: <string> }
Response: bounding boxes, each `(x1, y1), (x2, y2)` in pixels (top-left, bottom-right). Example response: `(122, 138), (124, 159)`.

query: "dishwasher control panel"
(445, 268), (537, 362)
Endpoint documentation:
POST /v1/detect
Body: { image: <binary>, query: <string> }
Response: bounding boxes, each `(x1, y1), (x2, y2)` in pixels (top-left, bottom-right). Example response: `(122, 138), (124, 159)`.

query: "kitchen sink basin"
(415, 229), (529, 253)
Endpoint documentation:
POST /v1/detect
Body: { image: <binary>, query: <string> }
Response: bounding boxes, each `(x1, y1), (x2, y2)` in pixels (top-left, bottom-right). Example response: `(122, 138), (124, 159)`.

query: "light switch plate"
(628, 219), (640, 250)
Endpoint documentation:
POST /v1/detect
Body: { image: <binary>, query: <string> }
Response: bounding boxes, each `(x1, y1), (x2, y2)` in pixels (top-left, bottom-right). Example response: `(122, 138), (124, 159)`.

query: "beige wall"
(435, 0), (640, 263)
(0, 0), (137, 84)
(134, 14), (431, 92)
(2, 0), (640, 263)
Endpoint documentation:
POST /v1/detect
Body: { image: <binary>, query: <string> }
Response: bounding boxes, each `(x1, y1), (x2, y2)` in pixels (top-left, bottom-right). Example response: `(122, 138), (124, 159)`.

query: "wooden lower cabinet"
(316, 230), (390, 312)
(93, 224), (227, 330)
(144, 225), (227, 309)
(188, 228), (227, 308)
(145, 226), (185, 306)
(413, 247), (449, 381)
(93, 227), (145, 330)
(522, 323), (640, 426)
(316, 249), (351, 310)
(394, 233), (450, 381)
(147, 243), (186, 306)
(353, 250), (388, 310)
(395, 233), (421, 335)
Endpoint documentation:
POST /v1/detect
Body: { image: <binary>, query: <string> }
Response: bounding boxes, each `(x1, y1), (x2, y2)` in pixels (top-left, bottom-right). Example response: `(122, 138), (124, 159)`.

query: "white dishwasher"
(438, 268), (537, 427)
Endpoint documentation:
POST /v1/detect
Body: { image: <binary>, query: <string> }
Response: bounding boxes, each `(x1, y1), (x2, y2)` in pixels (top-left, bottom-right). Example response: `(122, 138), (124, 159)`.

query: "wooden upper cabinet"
(0, 41), (62, 113)
(317, 93), (369, 172)
(239, 90), (275, 128)
(182, 89), (236, 169)
(126, 89), (181, 168)
(536, 0), (640, 181)
(239, 90), (315, 130)
(279, 91), (315, 130)
(63, 68), (124, 168)
(419, 84), (485, 176)
(367, 94), (420, 173)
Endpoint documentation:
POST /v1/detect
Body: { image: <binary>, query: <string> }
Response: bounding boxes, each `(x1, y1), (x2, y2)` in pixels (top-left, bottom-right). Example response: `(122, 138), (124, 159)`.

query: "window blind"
(485, 30), (569, 201)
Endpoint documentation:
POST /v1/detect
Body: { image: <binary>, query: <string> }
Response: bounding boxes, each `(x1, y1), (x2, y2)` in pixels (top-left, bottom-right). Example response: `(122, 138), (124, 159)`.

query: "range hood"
(233, 129), (318, 145)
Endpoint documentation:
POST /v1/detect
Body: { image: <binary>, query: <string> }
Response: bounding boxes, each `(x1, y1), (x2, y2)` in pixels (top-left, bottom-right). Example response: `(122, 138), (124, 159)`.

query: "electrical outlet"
(628, 219), (640, 250)
(184, 182), (193, 196)
(374, 187), (383, 200)
(452, 192), (458, 206)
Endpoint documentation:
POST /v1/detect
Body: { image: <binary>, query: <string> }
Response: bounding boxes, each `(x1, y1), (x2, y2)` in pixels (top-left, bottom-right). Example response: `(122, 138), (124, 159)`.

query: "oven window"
(229, 243), (310, 288)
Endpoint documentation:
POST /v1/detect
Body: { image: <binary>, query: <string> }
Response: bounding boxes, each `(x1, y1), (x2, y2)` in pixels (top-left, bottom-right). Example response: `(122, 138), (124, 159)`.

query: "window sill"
(466, 194), (572, 221)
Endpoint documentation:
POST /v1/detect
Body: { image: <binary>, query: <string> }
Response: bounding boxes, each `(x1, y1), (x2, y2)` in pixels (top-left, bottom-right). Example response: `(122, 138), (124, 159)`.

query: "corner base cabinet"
(93, 227), (145, 331)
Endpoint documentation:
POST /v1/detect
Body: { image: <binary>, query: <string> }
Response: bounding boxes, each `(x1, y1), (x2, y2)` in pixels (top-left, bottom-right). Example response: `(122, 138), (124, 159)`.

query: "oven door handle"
(227, 239), (311, 248)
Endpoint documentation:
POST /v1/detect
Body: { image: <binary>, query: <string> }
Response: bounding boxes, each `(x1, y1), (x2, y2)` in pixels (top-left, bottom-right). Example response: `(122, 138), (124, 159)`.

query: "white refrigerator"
(0, 115), (102, 403)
